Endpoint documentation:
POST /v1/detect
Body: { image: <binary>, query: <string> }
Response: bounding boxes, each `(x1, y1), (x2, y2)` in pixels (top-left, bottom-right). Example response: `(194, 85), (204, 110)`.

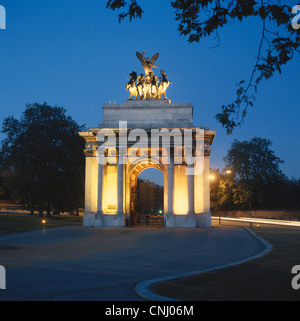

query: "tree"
(0, 175), (8, 200)
(106, 0), (300, 134)
(210, 168), (241, 211)
(0, 103), (85, 216)
(281, 178), (300, 210)
(223, 137), (284, 210)
(136, 178), (163, 214)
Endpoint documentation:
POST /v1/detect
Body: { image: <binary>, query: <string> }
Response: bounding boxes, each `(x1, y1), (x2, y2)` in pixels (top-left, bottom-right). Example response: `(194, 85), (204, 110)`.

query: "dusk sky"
(0, 0), (299, 186)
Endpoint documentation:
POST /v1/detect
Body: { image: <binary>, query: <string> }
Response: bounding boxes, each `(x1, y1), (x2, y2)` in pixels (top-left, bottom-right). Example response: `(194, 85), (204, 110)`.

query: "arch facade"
(79, 100), (216, 228)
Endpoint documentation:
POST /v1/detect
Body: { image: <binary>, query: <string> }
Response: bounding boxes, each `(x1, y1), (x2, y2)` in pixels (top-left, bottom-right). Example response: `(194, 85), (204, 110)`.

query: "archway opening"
(131, 167), (164, 226)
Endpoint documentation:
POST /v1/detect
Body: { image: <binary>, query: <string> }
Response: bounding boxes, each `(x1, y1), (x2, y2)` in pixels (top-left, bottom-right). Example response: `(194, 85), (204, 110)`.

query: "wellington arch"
(79, 52), (216, 228)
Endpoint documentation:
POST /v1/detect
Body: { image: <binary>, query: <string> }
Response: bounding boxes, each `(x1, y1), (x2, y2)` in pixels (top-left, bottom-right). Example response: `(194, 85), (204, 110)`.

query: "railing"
(133, 213), (164, 226)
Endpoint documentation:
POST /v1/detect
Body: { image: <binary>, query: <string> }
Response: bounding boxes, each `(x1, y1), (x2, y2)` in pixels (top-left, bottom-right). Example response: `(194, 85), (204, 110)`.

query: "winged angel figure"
(136, 51), (160, 77)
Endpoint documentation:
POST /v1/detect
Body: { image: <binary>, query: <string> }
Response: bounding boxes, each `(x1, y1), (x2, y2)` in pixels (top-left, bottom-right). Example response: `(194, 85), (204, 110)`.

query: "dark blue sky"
(0, 0), (299, 185)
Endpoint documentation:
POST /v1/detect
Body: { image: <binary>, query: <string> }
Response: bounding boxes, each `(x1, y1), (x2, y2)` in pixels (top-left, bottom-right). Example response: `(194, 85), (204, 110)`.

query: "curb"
(134, 227), (272, 301)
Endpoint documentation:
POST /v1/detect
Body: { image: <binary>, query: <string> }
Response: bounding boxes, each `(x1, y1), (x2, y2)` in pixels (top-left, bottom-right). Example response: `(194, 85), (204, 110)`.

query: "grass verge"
(0, 213), (82, 234)
(150, 222), (300, 301)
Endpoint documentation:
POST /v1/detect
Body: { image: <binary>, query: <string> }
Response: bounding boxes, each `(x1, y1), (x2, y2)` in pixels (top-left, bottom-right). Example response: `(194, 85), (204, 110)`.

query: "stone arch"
(128, 157), (167, 225)
(129, 157), (166, 181)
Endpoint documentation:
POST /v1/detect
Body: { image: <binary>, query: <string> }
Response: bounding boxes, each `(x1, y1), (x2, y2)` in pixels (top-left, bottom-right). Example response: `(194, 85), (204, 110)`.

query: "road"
(0, 225), (267, 301)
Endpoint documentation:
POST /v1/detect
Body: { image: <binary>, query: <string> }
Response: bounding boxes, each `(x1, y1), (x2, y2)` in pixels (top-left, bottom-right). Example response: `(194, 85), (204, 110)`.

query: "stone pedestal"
(95, 213), (125, 228)
(101, 100), (193, 128)
(165, 213), (196, 228)
(196, 212), (211, 228)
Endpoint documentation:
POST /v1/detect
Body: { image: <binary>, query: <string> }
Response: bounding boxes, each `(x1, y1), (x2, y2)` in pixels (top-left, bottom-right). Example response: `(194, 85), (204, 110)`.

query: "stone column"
(117, 153), (124, 215)
(203, 151), (210, 213)
(84, 151), (93, 213)
(83, 149), (95, 227)
(187, 161), (195, 214)
(167, 155), (174, 214)
(195, 149), (211, 228)
(97, 162), (104, 215)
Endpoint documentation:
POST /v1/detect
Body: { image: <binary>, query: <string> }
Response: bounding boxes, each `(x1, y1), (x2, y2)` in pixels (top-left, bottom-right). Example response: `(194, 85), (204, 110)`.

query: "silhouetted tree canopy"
(136, 178), (163, 214)
(224, 137), (284, 184)
(107, 0), (300, 134)
(225, 137), (284, 210)
(0, 103), (85, 216)
(210, 137), (300, 211)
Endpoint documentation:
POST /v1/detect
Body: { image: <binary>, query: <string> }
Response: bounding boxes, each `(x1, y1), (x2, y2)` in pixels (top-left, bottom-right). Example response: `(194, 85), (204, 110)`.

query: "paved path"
(0, 225), (267, 301)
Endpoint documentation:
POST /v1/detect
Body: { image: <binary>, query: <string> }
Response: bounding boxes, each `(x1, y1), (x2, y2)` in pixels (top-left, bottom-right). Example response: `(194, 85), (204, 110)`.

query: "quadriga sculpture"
(157, 70), (172, 100)
(126, 52), (172, 101)
(126, 71), (138, 100)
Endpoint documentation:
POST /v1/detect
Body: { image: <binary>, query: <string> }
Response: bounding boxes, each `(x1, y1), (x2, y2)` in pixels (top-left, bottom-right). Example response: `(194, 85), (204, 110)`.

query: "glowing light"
(42, 220), (46, 224)
(210, 175), (215, 180)
(173, 165), (188, 214)
(104, 165), (118, 213)
(226, 170), (232, 174)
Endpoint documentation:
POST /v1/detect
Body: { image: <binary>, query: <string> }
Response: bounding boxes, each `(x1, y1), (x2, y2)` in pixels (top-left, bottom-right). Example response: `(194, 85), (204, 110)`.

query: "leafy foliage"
(136, 178), (163, 214)
(209, 137), (300, 211)
(224, 137), (284, 210)
(0, 103), (85, 216)
(106, 0), (143, 22)
(106, 0), (300, 134)
(224, 137), (284, 183)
